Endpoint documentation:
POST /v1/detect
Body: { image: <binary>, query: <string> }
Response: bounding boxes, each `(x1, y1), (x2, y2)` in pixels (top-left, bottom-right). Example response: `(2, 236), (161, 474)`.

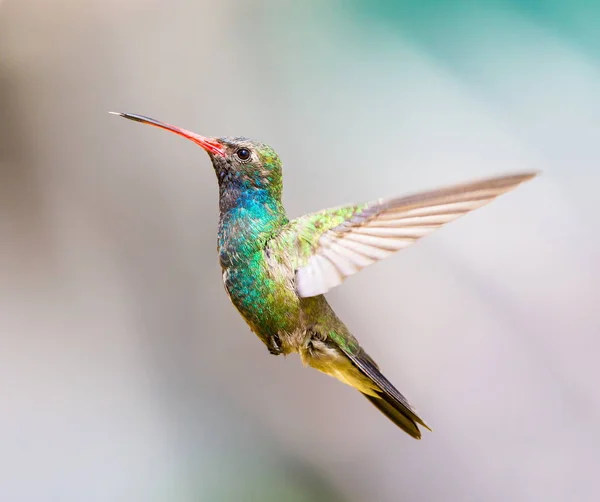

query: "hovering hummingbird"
(111, 111), (536, 439)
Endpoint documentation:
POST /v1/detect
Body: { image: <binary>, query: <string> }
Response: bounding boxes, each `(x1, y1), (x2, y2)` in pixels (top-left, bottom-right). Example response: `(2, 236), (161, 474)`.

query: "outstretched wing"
(273, 172), (537, 298)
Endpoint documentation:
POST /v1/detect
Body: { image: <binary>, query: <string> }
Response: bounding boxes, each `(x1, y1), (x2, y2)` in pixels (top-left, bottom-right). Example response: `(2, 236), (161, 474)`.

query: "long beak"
(109, 112), (225, 156)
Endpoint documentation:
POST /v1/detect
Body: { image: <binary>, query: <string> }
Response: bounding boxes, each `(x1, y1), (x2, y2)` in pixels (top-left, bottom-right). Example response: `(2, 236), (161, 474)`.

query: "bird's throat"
(217, 186), (287, 268)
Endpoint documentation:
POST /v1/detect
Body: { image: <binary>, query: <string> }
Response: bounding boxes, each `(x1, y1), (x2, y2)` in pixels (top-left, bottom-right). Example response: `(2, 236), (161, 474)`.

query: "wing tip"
(458, 170), (539, 192)
(485, 170), (539, 197)
(502, 170), (540, 185)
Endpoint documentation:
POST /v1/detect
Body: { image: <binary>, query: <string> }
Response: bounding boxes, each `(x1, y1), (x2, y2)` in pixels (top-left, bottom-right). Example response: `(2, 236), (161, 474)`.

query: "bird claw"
(267, 334), (282, 355)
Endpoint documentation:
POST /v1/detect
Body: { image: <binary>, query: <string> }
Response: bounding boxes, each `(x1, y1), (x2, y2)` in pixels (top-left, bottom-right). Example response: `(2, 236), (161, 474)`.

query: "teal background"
(1, 1), (598, 501)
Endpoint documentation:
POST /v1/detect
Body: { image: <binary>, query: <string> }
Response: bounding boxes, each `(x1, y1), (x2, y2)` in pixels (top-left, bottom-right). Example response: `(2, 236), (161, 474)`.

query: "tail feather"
(362, 391), (423, 439)
(342, 347), (431, 438)
(315, 322), (431, 438)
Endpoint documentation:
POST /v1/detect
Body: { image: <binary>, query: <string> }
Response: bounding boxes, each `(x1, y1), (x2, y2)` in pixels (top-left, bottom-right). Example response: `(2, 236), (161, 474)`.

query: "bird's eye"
(236, 148), (251, 161)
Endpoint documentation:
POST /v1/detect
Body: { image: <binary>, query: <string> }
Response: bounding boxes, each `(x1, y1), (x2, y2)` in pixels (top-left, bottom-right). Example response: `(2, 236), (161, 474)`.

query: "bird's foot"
(267, 334), (282, 356)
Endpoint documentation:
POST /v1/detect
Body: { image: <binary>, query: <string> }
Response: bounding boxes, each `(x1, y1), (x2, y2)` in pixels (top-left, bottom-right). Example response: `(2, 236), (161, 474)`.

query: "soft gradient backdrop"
(1, 1), (599, 501)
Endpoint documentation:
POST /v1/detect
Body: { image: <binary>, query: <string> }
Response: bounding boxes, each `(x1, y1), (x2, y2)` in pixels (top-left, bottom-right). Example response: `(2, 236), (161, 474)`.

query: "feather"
(286, 172), (537, 297)
(345, 346), (429, 438)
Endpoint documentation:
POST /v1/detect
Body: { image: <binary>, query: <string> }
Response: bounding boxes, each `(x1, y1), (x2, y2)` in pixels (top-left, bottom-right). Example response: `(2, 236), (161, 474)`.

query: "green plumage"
(113, 111), (537, 439)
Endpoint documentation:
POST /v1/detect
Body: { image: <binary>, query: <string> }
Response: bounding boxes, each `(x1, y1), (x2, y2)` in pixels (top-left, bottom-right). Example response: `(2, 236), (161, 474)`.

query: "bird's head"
(111, 112), (283, 195)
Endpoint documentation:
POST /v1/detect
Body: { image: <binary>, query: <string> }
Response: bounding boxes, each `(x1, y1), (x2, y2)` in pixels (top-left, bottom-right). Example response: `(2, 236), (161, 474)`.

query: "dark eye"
(236, 148), (251, 161)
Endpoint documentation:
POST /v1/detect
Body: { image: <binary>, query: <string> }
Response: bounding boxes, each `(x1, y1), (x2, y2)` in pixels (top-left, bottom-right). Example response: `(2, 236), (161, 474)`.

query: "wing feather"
(272, 172), (537, 298)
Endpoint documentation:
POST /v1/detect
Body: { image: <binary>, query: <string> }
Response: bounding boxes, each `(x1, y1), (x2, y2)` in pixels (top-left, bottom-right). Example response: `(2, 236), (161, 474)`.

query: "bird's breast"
(220, 252), (300, 336)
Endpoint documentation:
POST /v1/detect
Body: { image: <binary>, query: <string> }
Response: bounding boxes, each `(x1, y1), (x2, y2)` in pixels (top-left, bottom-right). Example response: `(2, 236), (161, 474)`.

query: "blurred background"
(1, 1), (599, 501)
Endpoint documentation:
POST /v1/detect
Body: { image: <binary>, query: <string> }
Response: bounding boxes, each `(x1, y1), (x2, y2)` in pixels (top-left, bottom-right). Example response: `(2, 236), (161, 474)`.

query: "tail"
(362, 390), (429, 439)
(346, 349), (431, 439)
(302, 320), (431, 439)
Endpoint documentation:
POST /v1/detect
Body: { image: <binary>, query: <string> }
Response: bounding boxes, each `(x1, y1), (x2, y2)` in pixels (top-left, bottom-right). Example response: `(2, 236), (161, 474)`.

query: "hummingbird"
(111, 111), (536, 439)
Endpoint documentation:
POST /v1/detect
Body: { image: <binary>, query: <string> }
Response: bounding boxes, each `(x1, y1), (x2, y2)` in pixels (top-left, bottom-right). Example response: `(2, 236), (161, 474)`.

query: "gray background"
(1, 1), (599, 501)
